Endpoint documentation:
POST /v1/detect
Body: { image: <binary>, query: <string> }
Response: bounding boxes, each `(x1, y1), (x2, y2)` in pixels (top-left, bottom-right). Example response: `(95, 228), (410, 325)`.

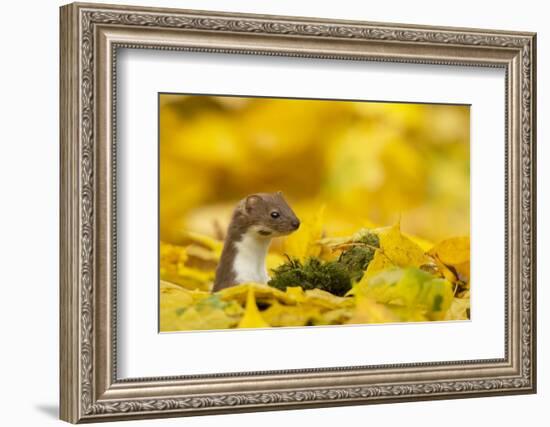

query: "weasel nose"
(291, 220), (300, 230)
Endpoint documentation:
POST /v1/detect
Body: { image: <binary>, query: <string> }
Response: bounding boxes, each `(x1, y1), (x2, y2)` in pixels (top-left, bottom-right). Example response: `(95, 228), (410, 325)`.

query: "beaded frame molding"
(60, 2), (537, 423)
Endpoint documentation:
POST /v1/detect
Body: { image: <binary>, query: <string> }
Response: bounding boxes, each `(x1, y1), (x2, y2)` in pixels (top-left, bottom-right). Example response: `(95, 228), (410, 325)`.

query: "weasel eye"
(270, 211), (280, 219)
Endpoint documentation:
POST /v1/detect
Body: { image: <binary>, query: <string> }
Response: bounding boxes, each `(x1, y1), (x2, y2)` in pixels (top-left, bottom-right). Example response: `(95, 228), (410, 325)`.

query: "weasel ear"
(244, 194), (262, 213)
(276, 190), (284, 197)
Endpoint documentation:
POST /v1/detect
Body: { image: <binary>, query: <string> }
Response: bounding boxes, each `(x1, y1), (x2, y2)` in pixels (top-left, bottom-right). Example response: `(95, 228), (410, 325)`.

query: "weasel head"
(237, 191), (300, 239)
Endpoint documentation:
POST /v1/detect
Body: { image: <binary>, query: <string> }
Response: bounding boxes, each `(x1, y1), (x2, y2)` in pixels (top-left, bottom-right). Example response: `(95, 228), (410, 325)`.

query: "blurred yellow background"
(160, 94), (469, 247)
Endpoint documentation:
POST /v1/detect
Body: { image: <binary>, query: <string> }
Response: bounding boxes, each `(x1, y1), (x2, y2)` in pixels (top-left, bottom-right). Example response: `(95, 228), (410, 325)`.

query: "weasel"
(212, 192), (300, 292)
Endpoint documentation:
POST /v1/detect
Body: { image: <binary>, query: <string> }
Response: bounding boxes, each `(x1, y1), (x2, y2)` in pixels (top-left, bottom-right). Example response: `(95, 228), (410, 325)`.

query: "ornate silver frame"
(60, 2), (537, 423)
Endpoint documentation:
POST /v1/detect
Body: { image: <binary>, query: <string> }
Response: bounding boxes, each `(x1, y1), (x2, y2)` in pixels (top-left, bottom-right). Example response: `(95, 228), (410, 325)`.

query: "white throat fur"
(232, 229), (272, 284)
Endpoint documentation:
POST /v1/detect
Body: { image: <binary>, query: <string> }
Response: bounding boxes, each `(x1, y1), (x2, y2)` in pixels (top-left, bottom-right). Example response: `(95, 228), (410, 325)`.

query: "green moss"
(269, 257), (352, 296)
(267, 257), (304, 290)
(338, 246), (375, 282)
(353, 229), (380, 248)
(269, 231), (380, 296)
(338, 230), (380, 282)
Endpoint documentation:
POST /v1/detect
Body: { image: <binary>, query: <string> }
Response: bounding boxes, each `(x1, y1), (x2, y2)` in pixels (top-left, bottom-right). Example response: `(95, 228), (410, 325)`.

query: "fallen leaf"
(346, 292), (399, 324)
(374, 223), (430, 268)
(217, 282), (296, 306)
(303, 288), (351, 310)
(361, 250), (395, 284)
(428, 236), (470, 281)
(444, 290), (470, 321)
(237, 287), (270, 328)
(261, 301), (321, 327)
(283, 205), (325, 260)
(160, 241), (214, 291)
(316, 308), (354, 325)
(355, 267), (454, 321)
(180, 230), (223, 257)
(266, 252), (287, 272)
(159, 286), (237, 331)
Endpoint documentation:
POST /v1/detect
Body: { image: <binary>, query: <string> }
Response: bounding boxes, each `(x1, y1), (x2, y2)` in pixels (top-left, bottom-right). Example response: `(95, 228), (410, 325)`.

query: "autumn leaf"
(346, 292), (399, 324)
(405, 233), (434, 252)
(237, 287), (270, 328)
(159, 226), (469, 331)
(160, 241), (215, 291)
(159, 280), (196, 312)
(283, 205), (325, 260)
(444, 297), (470, 321)
(285, 286), (306, 303)
(361, 250), (395, 284)
(266, 252), (287, 272)
(428, 236), (470, 282)
(445, 290), (470, 321)
(175, 265), (214, 291)
(356, 267), (454, 321)
(164, 305), (236, 331)
(217, 282), (296, 306)
(353, 223), (430, 282)
(317, 308), (354, 325)
(180, 230), (223, 259)
(303, 288), (351, 310)
(159, 282), (239, 331)
(374, 223), (431, 268)
(262, 302), (321, 327)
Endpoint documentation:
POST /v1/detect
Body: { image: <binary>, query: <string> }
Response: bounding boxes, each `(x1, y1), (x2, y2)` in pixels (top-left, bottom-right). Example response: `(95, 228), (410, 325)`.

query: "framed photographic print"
(60, 2), (537, 423)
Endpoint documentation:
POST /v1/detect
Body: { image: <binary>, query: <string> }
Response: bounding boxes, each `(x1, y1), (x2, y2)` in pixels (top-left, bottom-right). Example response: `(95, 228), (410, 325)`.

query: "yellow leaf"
(175, 265), (214, 291)
(303, 288), (351, 310)
(266, 252), (287, 272)
(428, 236), (470, 281)
(237, 287), (270, 328)
(388, 305), (428, 322)
(180, 230), (223, 259)
(347, 292), (399, 324)
(283, 205), (325, 260)
(223, 300), (245, 317)
(354, 267), (454, 321)
(285, 286), (306, 303)
(429, 256), (458, 284)
(404, 233), (434, 252)
(429, 236), (470, 264)
(159, 241), (188, 280)
(374, 223), (430, 268)
(159, 281), (195, 312)
(160, 306), (236, 331)
(159, 240), (215, 291)
(185, 244), (219, 266)
(316, 308), (354, 325)
(261, 301), (321, 327)
(344, 223), (432, 286)
(361, 250), (395, 284)
(217, 282), (296, 306)
(159, 285), (236, 331)
(317, 235), (352, 250)
(444, 291), (470, 321)
(160, 280), (211, 298)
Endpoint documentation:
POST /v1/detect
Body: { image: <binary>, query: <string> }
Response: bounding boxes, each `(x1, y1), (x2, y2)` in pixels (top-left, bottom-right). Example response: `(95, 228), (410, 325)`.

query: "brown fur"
(212, 192), (299, 292)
